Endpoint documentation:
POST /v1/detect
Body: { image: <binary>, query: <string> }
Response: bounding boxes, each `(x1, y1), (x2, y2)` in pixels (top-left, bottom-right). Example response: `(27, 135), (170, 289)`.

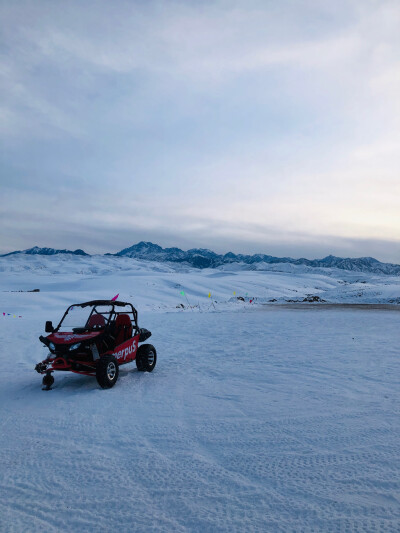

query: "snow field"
(1, 254), (400, 310)
(1, 302), (399, 531)
(0, 256), (399, 531)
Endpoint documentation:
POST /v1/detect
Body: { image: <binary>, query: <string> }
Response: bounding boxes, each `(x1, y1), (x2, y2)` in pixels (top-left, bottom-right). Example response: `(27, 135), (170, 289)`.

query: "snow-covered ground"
(0, 255), (399, 531)
(1, 253), (400, 310)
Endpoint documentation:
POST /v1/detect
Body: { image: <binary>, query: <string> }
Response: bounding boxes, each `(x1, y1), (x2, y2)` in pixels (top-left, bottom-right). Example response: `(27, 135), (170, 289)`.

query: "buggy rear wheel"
(96, 355), (119, 389)
(136, 344), (157, 372)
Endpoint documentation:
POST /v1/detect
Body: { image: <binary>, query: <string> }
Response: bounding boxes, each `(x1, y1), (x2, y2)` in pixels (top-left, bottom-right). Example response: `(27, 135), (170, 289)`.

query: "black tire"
(96, 355), (119, 389)
(136, 344), (157, 372)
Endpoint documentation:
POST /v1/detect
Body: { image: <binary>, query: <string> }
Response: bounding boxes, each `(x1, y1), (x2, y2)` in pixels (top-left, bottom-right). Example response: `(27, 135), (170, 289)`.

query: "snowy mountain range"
(2, 246), (88, 257)
(2, 242), (400, 275)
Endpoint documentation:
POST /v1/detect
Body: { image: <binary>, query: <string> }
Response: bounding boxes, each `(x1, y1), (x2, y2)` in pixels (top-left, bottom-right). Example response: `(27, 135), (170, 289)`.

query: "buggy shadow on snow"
(35, 300), (156, 390)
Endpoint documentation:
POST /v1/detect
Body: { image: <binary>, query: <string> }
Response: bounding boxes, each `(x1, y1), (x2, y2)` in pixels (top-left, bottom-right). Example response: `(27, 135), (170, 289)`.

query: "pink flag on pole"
(111, 293), (119, 301)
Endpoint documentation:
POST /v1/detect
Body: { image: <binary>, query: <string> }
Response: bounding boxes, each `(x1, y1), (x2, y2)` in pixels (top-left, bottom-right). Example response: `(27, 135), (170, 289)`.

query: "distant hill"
(1, 246), (89, 257)
(115, 242), (400, 275)
(2, 242), (399, 275)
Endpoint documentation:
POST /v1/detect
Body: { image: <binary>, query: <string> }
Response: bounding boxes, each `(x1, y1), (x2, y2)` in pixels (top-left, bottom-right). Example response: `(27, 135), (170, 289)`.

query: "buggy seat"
(114, 314), (133, 346)
(87, 314), (105, 330)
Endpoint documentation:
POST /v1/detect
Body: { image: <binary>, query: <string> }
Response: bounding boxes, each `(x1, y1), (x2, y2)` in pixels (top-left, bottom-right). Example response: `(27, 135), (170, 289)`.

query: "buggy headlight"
(49, 342), (55, 351)
(69, 342), (81, 351)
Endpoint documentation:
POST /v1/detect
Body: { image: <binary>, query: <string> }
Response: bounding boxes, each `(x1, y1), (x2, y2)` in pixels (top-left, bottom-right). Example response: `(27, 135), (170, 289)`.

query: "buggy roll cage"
(54, 300), (139, 334)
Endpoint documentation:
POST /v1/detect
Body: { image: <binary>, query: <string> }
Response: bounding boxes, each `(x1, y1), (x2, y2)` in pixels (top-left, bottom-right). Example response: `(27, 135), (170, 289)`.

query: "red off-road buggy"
(35, 300), (156, 390)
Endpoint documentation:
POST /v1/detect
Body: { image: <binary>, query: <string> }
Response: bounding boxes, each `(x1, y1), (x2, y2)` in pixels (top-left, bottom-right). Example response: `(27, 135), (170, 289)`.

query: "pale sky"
(1, 0), (399, 262)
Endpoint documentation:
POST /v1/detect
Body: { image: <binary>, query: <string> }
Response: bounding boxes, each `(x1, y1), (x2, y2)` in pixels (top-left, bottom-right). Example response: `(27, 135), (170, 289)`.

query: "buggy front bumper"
(35, 356), (97, 376)
(35, 357), (70, 373)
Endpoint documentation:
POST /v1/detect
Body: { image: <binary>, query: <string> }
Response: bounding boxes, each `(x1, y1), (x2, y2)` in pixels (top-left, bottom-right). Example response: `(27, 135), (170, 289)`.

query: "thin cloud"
(0, 0), (399, 263)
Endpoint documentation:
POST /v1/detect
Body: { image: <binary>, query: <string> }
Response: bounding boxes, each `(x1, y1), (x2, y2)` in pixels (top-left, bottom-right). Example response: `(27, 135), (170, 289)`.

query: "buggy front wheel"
(96, 355), (119, 389)
(136, 344), (157, 372)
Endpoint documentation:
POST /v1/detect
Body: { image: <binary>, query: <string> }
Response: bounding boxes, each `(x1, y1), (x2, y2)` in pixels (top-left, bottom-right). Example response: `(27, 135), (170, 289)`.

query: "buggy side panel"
(108, 334), (140, 364)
